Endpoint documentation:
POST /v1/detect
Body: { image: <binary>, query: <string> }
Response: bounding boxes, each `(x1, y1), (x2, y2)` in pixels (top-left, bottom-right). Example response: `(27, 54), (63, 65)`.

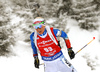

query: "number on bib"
(44, 47), (53, 52)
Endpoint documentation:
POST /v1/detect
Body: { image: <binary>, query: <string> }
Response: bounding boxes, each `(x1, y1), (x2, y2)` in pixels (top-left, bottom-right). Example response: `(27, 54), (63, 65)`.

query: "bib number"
(44, 47), (53, 52)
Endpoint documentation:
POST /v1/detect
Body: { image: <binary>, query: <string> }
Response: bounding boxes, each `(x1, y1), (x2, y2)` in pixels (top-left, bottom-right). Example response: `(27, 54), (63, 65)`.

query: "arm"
(30, 32), (39, 68)
(53, 29), (75, 59)
(53, 29), (71, 48)
(30, 32), (38, 57)
(31, 41), (38, 57)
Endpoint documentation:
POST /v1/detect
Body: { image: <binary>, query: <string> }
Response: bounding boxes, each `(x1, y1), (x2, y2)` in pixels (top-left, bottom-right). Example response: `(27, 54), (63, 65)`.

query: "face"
(35, 25), (45, 34)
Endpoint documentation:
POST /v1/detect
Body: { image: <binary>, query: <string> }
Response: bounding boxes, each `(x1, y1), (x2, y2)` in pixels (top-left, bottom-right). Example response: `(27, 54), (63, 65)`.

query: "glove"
(34, 56), (40, 68)
(68, 47), (75, 59)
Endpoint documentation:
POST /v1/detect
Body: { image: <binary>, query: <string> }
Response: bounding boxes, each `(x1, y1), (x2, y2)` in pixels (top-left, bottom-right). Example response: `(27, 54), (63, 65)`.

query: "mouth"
(38, 31), (42, 34)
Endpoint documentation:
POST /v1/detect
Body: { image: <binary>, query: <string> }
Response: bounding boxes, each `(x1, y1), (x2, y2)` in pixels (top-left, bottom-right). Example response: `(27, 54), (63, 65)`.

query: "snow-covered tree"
(0, 1), (15, 56)
(71, 0), (100, 31)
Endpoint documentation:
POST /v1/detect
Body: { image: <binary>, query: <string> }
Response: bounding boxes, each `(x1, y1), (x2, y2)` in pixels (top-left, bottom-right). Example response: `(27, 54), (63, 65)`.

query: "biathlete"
(30, 17), (77, 72)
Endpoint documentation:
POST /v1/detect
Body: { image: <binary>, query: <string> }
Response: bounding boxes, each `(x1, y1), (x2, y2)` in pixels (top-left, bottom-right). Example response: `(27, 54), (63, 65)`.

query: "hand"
(68, 47), (75, 59)
(34, 57), (40, 68)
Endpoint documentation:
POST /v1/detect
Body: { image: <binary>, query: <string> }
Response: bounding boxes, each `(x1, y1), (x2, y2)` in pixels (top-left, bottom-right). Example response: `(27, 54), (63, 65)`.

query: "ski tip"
(93, 37), (95, 39)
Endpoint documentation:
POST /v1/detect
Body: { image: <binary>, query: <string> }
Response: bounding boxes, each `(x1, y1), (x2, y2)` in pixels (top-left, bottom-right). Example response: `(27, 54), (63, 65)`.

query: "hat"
(33, 17), (45, 26)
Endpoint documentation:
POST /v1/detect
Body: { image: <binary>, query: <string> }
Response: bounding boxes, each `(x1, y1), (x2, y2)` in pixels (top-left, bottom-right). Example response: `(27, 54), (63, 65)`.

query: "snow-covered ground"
(66, 18), (100, 72)
(0, 11), (100, 72)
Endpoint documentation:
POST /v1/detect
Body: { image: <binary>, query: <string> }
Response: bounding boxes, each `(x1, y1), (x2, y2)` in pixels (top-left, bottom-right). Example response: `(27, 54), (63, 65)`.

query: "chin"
(38, 32), (43, 34)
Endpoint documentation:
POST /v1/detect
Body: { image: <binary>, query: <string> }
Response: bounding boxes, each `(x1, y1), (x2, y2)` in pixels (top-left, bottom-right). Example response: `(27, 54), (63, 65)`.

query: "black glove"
(68, 47), (75, 59)
(34, 56), (40, 68)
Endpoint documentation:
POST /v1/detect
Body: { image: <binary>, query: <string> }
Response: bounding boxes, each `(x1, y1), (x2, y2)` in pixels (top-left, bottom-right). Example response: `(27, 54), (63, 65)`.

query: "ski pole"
(75, 37), (95, 55)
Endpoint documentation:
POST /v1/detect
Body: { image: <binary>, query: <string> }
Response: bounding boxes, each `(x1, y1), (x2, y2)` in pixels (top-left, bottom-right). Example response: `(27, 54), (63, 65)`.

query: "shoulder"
(51, 27), (68, 38)
(30, 32), (35, 41)
(50, 27), (60, 37)
(53, 28), (60, 32)
(50, 27), (60, 32)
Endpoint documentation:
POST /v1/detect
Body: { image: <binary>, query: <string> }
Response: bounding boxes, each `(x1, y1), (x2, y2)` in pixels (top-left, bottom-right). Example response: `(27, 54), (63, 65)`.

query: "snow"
(10, 14), (24, 25)
(0, 41), (44, 72)
(66, 19), (100, 72)
(0, 13), (100, 72)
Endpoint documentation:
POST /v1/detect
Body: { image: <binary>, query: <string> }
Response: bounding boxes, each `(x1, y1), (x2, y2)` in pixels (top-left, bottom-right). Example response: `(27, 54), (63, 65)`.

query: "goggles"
(34, 24), (42, 29)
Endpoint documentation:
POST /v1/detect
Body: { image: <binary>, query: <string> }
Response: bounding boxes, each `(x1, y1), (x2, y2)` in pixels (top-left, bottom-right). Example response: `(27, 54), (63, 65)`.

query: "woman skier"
(30, 17), (77, 72)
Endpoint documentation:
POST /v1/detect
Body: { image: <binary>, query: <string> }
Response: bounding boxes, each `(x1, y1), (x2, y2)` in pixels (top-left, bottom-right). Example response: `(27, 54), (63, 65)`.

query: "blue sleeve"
(53, 29), (68, 39)
(30, 32), (38, 55)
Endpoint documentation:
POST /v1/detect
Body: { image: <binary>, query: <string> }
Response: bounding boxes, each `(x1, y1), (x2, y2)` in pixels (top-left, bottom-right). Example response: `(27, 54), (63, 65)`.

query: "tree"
(91, 0), (100, 10)
(69, 0), (100, 31)
(56, 0), (74, 17)
(0, 26), (15, 56)
(0, 2), (15, 56)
